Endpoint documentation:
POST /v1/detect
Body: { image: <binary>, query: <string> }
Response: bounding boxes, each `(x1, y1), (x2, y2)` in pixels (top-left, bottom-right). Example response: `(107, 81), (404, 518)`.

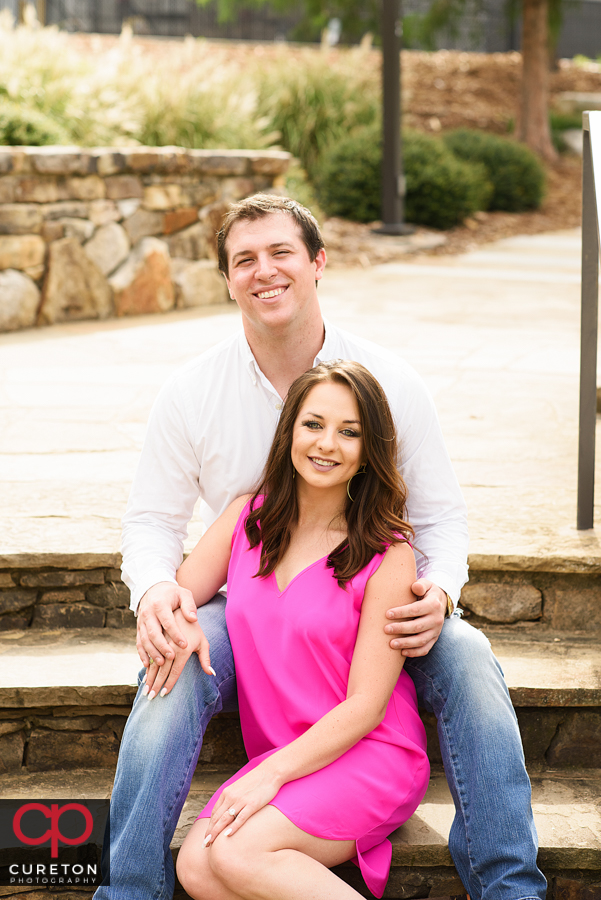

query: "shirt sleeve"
(121, 374), (202, 613)
(396, 371), (469, 605)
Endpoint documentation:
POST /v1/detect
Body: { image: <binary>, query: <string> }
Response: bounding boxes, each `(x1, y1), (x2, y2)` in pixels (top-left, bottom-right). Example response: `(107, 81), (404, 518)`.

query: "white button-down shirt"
(122, 321), (469, 611)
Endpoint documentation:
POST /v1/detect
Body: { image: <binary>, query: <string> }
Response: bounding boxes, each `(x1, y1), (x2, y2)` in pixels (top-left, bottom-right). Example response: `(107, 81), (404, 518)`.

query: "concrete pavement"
(2, 226), (601, 570)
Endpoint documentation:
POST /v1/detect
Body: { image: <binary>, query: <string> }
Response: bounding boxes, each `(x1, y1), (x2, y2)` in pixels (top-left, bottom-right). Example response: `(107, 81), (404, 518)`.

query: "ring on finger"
(228, 807), (237, 817)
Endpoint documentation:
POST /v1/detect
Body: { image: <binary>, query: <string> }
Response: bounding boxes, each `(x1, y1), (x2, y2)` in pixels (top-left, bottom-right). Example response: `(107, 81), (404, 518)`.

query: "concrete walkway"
(2, 227), (601, 569)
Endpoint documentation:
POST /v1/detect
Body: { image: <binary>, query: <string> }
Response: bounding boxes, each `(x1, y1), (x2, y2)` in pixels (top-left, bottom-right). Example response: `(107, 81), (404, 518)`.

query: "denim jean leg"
(404, 615), (546, 900)
(95, 594), (236, 900)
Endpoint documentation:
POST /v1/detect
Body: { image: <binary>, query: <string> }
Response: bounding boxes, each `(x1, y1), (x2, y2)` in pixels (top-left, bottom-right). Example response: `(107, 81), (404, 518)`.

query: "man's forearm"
(121, 520), (184, 613)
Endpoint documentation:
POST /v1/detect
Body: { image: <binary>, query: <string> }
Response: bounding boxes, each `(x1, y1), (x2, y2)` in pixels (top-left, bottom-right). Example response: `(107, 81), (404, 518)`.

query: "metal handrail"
(577, 110), (601, 529)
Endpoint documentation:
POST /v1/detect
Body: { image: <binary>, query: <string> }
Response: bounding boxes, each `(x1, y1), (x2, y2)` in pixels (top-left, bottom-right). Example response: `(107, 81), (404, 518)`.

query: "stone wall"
(0, 558), (133, 630)
(2, 555), (601, 633)
(0, 146), (291, 332)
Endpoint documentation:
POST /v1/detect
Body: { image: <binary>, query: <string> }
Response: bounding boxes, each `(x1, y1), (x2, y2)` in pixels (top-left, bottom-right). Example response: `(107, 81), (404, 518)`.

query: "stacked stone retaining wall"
(2, 556), (601, 633)
(0, 561), (133, 631)
(0, 146), (291, 332)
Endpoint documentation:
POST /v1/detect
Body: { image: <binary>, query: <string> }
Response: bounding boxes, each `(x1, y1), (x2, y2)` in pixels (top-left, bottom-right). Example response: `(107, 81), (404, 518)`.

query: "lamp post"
(373, 0), (415, 235)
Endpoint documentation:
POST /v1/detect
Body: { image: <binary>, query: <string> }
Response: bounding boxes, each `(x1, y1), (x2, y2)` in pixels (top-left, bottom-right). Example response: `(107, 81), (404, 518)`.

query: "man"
(97, 195), (545, 900)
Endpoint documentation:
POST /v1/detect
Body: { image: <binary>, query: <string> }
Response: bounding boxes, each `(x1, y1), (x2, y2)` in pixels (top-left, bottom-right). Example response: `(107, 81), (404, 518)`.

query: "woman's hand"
(203, 765), (281, 846)
(144, 608), (213, 698)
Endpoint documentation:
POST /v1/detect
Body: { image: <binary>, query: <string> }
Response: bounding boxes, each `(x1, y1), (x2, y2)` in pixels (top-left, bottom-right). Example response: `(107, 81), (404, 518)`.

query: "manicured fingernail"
(148, 690), (156, 700)
(142, 684), (149, 696)
(203, 834), (212, 846)
(224, 828), (232, 837)
(160, 688), (167, 697)
(142, 673), (147, 683)
(208, 666), (216, 676)
(179, 640), (186, 647)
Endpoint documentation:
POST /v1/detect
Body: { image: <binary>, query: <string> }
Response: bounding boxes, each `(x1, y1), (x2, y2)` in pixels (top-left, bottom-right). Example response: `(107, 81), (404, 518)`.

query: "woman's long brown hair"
(244, 360), (414, 586)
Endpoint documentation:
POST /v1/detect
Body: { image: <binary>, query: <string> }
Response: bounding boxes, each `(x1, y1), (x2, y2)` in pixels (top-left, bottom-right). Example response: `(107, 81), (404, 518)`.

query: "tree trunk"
(519, 0), (557, 161)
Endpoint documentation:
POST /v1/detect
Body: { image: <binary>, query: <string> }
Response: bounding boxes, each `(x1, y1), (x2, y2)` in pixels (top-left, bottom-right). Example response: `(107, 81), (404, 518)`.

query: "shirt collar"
(314, 318), (340, 366)
(240, 318), (341, 382)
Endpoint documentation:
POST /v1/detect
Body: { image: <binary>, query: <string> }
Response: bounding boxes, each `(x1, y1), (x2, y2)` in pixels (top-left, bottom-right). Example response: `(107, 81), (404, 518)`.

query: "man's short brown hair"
(217, 194), (325, 277)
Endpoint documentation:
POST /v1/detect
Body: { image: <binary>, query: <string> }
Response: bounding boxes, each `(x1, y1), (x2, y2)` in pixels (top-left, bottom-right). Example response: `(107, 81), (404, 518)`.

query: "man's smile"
(255, 286), (288, 300)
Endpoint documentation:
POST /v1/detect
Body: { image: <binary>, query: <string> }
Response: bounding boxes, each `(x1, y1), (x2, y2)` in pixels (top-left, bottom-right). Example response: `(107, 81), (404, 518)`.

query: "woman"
(145, 360), (430, 900)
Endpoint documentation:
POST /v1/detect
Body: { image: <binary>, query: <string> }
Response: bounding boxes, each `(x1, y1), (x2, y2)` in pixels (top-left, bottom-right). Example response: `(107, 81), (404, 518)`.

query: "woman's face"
(290, 381), (364, 492)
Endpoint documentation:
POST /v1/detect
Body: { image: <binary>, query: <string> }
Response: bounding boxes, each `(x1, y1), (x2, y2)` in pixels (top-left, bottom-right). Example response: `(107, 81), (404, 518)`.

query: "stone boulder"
(0, 234), (45, 270)
(172, 258), (229, 308)
(84, 222), (130, 276)
(109, 237), (174, 316)
(460, 583), (542, 623)
(0, 269), (40, 331)
(164, 221), (209, 260)
(39, 237), (113, 324)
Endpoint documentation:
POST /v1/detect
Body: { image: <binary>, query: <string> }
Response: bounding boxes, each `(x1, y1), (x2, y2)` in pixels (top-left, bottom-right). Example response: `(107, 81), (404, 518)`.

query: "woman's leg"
(178, 809), (364, 900)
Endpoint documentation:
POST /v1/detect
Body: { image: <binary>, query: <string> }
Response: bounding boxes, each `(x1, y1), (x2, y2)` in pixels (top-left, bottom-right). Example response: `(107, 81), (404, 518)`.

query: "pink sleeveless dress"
(199, 501), (430, 898)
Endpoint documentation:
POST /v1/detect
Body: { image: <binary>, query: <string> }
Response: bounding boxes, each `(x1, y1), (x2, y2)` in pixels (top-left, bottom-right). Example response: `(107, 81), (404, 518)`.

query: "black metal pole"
(577, 112), (600, 529)
(373, 0), (414, 235)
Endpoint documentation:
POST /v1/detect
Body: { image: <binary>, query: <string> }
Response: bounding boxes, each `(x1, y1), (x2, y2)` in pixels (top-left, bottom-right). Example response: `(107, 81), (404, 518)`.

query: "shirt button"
(275, 402), (282, 410)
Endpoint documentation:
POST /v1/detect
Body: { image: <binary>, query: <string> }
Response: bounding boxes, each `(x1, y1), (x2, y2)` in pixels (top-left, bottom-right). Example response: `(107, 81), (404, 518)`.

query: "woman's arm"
(177, 493), (251, 606)
(205, 539), (417, 843)
(144, 494), (250, 697)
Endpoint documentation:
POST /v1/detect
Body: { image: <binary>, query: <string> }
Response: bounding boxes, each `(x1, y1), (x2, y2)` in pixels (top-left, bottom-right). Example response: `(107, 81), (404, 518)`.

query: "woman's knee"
(177, 830), (219, 900)
(208, 834), (251, 893)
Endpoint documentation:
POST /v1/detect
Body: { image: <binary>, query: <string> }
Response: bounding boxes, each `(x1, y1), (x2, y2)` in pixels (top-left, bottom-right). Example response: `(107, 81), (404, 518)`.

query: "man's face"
(224, 212), (326, 335)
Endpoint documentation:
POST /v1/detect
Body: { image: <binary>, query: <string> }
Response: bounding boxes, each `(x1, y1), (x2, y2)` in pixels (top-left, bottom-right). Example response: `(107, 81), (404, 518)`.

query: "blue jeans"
(96, 599), (546, 900)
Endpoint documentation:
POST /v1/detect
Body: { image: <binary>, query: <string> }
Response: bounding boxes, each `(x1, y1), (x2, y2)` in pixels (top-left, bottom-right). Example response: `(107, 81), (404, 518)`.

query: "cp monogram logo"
(13, 803), (94, 858)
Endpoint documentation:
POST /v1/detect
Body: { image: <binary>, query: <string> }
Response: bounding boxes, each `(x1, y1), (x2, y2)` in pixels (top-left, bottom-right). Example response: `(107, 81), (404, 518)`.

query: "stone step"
(0, 766), (599, 899)
(0, 629), (599, 775)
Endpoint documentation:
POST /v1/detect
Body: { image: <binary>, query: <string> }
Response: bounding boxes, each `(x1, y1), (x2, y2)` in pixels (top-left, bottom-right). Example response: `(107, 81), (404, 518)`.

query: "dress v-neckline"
(272, 554), (330, 595)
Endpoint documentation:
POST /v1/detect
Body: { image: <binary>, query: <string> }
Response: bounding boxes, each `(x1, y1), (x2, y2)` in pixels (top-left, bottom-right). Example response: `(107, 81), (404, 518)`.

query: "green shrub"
(313, 126), (382, 223)
(404, 131), (493, 229)
(314, 126), (492, 229)
(0, 100), (69, 145)
(443, 128), (545, 212)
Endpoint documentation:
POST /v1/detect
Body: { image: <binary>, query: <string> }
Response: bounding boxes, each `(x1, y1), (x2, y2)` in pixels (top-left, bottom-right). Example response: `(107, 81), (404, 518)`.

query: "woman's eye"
(341, 429), (359, 437)
(303, 421), (321, 429)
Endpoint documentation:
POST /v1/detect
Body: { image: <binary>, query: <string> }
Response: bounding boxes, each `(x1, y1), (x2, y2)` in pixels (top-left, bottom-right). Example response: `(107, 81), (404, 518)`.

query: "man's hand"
(136, 581), (199, 667)
(384, 579), (447, 658)
(144, 608), (213, 698)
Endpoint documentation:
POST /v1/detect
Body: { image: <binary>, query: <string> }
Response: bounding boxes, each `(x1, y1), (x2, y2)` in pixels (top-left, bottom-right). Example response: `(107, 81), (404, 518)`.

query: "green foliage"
(255, 49), (378, 178)
(314, 125), (493, 229)
(0, 99), (69, 145)
(404, 131), (493, 228)
(549, 111), (583, 153)
(195, 0), (380, 43)
(549, 111), (583, 131)
(313, 126), (381, 222)
(442, 128), (545, 211)
(401, 0), (484, 51)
